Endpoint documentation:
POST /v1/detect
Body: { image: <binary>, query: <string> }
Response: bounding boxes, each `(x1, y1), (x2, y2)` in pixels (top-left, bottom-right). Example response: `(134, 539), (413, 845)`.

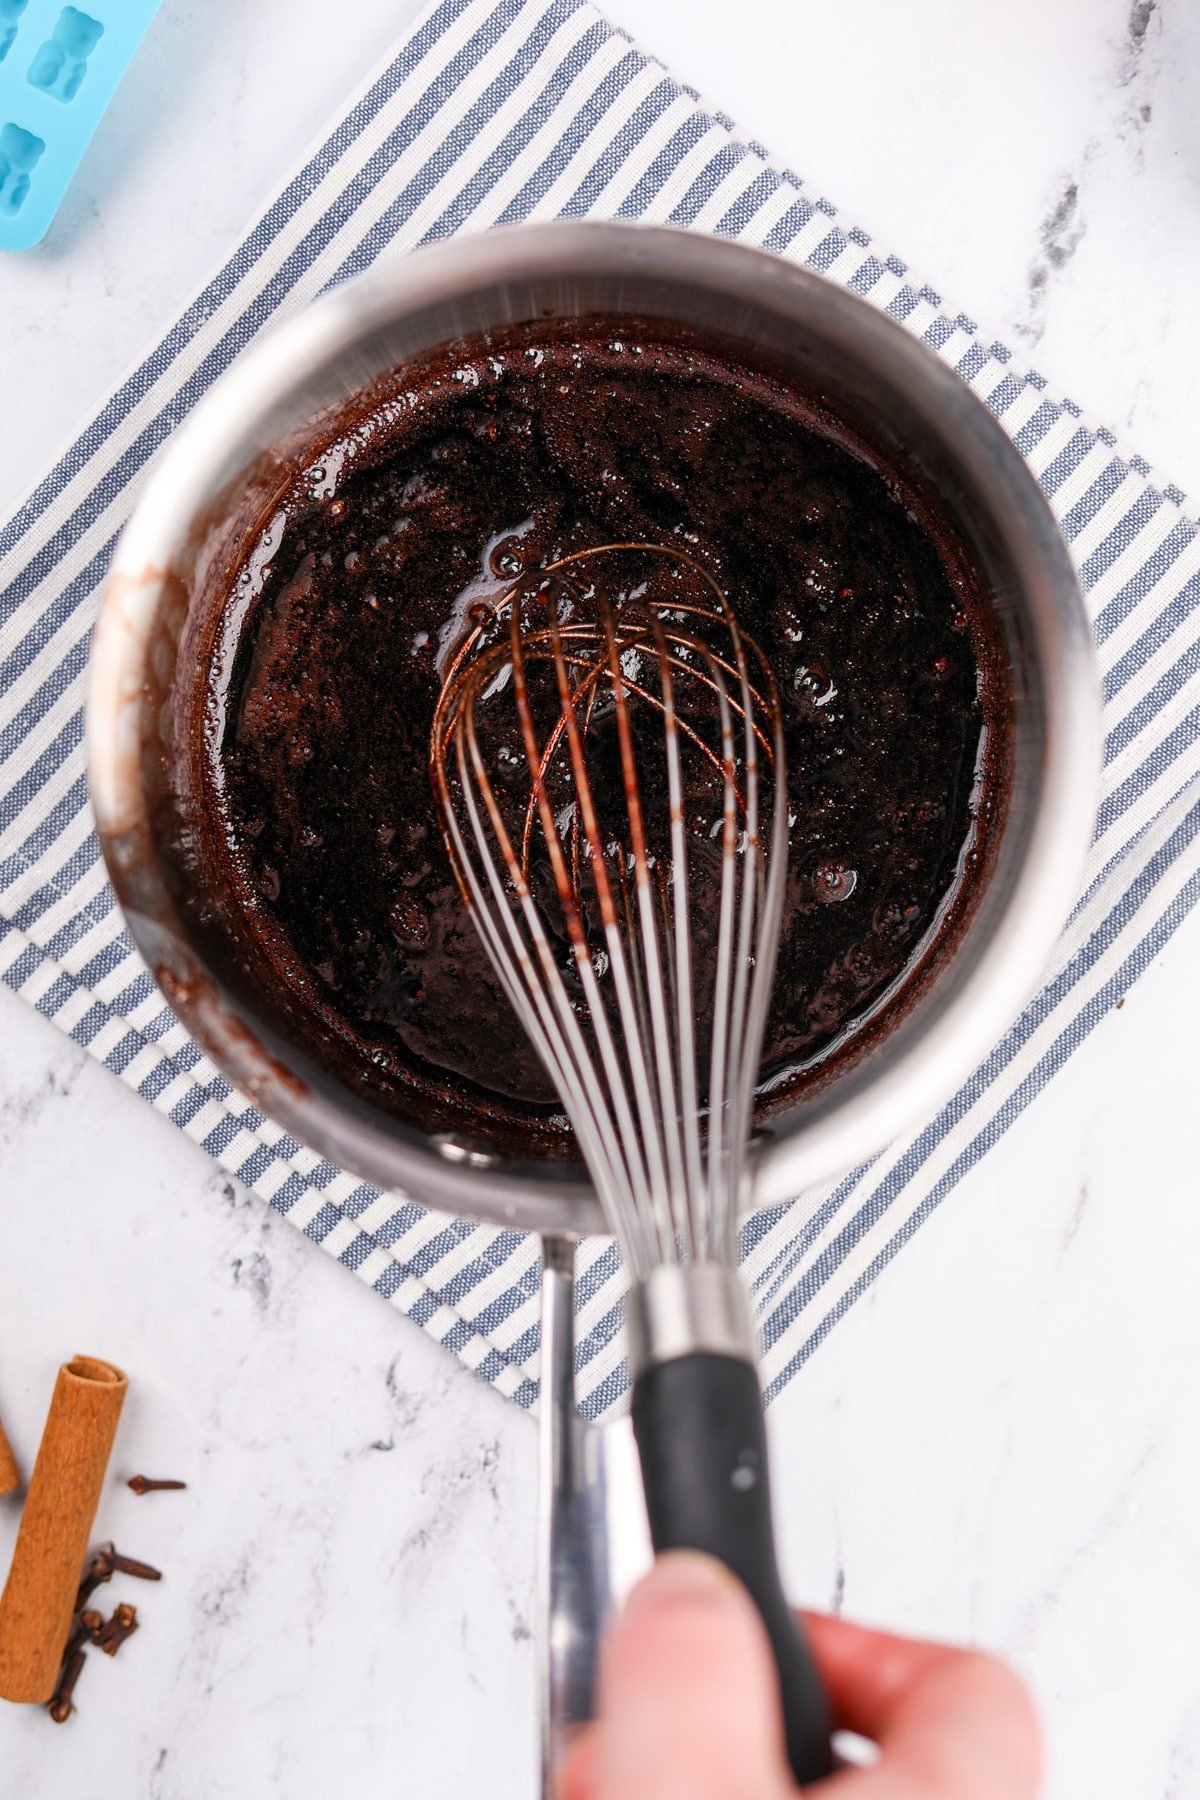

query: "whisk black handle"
(631, 1352), (834, 1787)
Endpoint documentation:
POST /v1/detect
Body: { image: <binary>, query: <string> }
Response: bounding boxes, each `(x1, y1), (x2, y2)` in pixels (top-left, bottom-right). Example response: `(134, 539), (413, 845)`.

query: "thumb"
(579, 1552), (796, 1800)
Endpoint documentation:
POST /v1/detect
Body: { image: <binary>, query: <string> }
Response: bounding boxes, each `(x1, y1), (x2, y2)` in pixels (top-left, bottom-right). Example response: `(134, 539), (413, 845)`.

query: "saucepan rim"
(86, 221), (1101, 1235)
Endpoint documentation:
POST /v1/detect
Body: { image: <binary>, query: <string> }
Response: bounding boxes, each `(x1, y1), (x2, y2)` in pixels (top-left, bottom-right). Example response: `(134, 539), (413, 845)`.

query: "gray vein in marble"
(1117, 0), (1160, 87)
(384, 1353), (429, 1430)
(1057, 1182), (1091, 1263)
(1112, 0), (1164, 165)
(209, 1173), (251, 1214)
(1019, 0), (1169, 348)
(198, 1554), (254, 1634)
(0, 1049), (87, 1150)
(148, 1746), (170, 1800)
(231, 1250), (274, 1314)
(1019, 170), (1090, 347)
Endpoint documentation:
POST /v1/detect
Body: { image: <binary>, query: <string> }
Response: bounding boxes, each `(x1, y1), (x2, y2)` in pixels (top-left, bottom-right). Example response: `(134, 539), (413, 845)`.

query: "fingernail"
(624, 1552), (742, 1617)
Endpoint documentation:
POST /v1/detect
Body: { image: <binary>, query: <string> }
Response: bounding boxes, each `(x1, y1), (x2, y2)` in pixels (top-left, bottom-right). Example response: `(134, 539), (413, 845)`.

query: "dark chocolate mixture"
(193, 324), (1002, 1157)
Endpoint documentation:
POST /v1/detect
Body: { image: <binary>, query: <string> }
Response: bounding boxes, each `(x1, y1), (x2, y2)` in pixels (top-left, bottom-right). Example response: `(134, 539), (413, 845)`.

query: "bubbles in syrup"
(813, 863), (858, 904)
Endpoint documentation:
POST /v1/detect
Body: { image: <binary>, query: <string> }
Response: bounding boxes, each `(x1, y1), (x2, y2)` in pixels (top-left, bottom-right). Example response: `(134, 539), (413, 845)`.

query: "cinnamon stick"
(0, 1357), (127, 1703)
(0, 1411), (18, 1498)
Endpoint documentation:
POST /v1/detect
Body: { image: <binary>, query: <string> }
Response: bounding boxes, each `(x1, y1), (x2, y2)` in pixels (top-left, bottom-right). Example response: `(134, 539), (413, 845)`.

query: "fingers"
(562, 1552), (795, 1800)
(559, 1726), (601, 1800)
(803, 1613), (1041, 1799)
(558, 1579), (1040, 1800)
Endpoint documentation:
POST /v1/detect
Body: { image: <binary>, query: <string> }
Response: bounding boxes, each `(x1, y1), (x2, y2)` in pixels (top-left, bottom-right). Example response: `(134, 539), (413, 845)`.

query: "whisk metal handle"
(630, 1341), (834, 1786)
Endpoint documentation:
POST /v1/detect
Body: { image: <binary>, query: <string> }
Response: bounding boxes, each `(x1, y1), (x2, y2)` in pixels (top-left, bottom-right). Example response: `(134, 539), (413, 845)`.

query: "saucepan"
(86, 223), (1100, 1791)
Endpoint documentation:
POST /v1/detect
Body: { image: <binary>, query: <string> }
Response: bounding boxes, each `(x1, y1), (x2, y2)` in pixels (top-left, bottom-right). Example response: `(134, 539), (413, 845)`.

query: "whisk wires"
(431, 544), (787, 1279)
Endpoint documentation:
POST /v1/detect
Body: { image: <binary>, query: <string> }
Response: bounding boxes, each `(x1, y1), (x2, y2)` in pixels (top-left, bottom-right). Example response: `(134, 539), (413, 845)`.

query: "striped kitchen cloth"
(2, 0), (1198, 1420)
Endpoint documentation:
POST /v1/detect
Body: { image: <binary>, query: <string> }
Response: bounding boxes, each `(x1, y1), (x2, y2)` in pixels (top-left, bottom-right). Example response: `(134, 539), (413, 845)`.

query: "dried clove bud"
(95, 1603), (139, 1657)
(47, 1648), (86, 1723)
(60, 1621), (91, 1664)
(127, 1475), (187, 1496)
(109, 1550), (162, 1582)
(73, 1547), (115, 1612)
(78, 1610), (104, 1640)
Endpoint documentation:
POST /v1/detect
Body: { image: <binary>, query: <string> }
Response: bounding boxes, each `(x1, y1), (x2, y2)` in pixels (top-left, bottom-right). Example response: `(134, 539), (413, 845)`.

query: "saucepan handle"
(537, 1234), (598, 1792)
(536, 1235), (653, 1797)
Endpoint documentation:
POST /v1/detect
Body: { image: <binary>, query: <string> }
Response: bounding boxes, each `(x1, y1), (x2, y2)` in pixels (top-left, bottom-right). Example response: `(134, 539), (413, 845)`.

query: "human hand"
(560, 1553), (1040, 1799)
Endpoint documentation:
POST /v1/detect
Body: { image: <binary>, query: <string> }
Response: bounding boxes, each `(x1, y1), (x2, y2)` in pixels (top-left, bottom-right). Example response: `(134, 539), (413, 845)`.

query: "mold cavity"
(0, 0), (28, 63)
(27, 6), (102, 102)
(0, 121), (43, 217)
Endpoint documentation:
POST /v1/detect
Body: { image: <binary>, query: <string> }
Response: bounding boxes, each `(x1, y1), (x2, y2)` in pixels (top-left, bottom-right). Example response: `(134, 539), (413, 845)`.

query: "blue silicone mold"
(0, 0), (162, 250)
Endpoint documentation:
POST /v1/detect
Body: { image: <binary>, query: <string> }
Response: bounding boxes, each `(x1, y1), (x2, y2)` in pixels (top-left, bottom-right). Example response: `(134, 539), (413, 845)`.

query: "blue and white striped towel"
(2, 0), (1198, 1418)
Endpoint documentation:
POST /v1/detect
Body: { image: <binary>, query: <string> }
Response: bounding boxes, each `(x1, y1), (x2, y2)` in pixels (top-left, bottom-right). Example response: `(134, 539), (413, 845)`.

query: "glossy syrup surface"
(194, 323), (1003, 1157)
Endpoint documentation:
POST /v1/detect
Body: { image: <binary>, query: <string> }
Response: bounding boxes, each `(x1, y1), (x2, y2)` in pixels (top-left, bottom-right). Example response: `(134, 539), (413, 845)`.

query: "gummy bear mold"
(28, 8), (105, 105)
(0, 0), (161, 249)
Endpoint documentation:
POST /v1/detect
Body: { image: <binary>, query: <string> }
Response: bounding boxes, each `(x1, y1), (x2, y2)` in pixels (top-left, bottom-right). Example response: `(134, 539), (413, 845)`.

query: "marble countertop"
(1, 1), (1198, 1795)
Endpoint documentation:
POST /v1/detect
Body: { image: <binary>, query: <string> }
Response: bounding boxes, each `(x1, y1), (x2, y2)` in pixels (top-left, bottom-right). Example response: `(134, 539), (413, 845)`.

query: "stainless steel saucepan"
(87, 223), (1100, 1792)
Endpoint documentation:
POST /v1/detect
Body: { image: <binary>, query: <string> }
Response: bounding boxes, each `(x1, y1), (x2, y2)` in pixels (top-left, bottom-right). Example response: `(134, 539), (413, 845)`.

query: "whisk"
(431, 543), (832, 1784)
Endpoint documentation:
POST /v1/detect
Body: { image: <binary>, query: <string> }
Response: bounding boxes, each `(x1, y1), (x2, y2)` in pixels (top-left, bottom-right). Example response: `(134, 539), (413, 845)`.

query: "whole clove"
(72, 1547), (114, 1612)
(94, 1603), (138, 1658)
(60, 1620), (91, 1664)
(46, 1647), (86, 1723)
(127, 1475), (186, 1496)
(108, 1551), (161, 1582)
(41, 1511), (170, 1720)
(73, 1543), (159, 1614)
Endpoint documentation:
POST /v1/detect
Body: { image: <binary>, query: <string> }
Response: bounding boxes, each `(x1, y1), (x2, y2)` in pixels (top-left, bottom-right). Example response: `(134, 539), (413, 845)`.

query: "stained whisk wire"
(430, 543), (787, 1280)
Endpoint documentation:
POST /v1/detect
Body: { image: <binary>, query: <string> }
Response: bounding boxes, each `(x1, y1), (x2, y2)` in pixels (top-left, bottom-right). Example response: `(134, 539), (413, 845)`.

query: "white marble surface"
(1, 1), (1199, 1795)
